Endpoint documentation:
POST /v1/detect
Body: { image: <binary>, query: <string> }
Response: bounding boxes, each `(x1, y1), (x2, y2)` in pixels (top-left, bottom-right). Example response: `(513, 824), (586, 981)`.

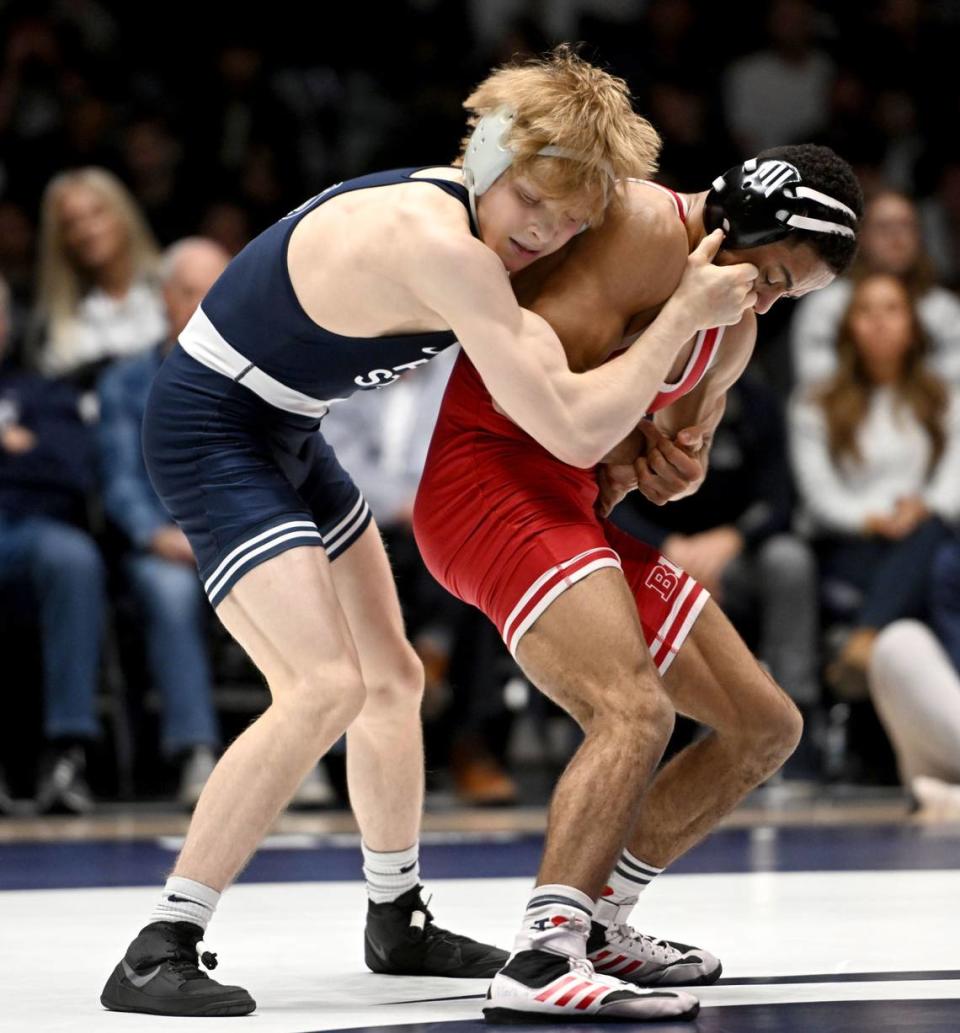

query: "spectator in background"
(611, 373), (820, 718)
(120, 115), (195, 245)
(97, 239), (229, 807)
(184, 40), (300, 222)
(0, 273), (104, 813)
(789, 273), (960, 697)
(321, 349), (518, 805)
(0, 200), (36, 352)
(198, 201), (252, 257)
(921, 160), (960, 291)
(0, 17), (71, 209)
(32, 167), (166, 387)
(724, 0), (835, 155)
(868, 533), (960, 819)
(792, 191), (960, 389)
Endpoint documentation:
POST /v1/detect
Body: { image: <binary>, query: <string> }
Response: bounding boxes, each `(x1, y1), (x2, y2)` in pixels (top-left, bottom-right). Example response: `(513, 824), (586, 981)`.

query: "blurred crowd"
(2, 0), (960, 819)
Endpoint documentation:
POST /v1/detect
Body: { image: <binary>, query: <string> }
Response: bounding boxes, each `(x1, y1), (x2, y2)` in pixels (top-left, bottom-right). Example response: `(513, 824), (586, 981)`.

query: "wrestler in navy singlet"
(143, 168), (477, 607)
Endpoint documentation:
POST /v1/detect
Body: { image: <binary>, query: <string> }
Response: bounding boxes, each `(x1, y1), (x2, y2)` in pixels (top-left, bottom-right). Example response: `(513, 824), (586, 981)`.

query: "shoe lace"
(166, 938), (219, 981)
(609, 923), (678, 964)
(569, 955), (596, 980)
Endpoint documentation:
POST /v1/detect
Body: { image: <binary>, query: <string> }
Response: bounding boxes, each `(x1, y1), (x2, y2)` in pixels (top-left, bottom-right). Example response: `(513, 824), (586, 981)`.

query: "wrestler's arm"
(408, 220), (756, 469)
(599, 312), (758, 510)
(652, 310), (758, 463)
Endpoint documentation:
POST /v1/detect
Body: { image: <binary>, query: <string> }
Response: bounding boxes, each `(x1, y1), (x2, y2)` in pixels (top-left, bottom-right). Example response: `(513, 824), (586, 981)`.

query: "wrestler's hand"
(634, 422), (706, 505)
(669, 229), (758, 330)
(0, 423), (36, 454)
(663, 526), (743, 599)
(150, 525), (196, 565)
(596, 462), (638, 518)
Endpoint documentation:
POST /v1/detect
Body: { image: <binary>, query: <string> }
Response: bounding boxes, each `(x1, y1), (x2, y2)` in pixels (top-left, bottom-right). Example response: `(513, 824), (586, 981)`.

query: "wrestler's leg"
(515, 567), (675, 900)
(176, 544), (367, 888)
(327, 519), (509, 977)
(328, 521), (426, 852)
(626, 598), (802, 868)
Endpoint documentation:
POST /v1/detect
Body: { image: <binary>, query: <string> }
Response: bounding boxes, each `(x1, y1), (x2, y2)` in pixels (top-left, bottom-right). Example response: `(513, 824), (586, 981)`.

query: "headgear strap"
(462, 108), (612, 230)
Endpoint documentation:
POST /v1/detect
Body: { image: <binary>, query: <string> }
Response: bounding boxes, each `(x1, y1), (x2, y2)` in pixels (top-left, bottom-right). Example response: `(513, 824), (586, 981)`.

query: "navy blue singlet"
(178, 167), (478, 414)
(143, 167), (477, 606)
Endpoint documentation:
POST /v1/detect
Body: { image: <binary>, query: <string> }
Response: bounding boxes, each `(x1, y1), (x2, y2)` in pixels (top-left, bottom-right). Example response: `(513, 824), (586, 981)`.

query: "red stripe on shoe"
(620, 960), (644, 975)
(555, 981), (592, 1007)
(594, 953), (627, 971)
(575, 984), (608, 1010)
(534, 975), (576, 1002)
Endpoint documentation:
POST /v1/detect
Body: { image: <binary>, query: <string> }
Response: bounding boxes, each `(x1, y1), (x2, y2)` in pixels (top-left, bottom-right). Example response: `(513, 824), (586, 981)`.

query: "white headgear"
(461, 108), (609, 231)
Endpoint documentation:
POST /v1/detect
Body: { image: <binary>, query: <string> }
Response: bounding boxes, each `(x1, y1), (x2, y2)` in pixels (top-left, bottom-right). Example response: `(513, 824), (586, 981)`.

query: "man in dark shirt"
(0, 274), (104, 812)
(97, 238), (229, 806)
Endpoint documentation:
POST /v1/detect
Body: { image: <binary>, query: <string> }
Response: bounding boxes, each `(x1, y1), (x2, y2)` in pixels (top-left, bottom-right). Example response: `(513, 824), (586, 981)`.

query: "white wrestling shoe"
(587, 921), (722, 986)
(482, 949), (699, 1024)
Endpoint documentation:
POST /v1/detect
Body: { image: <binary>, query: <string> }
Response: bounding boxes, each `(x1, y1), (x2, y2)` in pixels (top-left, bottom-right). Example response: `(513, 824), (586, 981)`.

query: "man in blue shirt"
(0, 274), (103, 813)
(97, 239), (229, 805)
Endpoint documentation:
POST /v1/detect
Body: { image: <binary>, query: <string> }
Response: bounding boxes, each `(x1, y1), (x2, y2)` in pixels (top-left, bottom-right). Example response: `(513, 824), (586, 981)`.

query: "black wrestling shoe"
(100, 921), (255, 1016)
(365, 885), (509, 977)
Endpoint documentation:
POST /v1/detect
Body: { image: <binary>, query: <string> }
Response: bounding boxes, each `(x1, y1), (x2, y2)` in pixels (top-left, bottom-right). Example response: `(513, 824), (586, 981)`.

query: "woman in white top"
(32, 167), (167, 384)
(790, 271), (960, 692)
(790, 191), (960, 389)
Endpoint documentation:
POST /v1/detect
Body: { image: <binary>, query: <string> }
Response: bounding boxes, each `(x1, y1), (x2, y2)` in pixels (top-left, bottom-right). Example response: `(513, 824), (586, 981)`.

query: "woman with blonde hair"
(33, 167), (166, 383)
(102, 46), (755, 1020)
(789, 271), (960, 696)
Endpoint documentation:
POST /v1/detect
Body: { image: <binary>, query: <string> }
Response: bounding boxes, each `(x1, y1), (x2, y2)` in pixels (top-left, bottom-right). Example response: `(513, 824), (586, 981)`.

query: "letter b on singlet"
(645, 564), (679, 602)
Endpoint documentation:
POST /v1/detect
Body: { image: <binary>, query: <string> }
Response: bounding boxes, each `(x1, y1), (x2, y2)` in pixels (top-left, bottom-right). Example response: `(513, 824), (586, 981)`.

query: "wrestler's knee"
(361, 643), (425, 714)
(271, 660), (368, 736)
(735, 669), (804, 773)
(586, 657), (676, 751)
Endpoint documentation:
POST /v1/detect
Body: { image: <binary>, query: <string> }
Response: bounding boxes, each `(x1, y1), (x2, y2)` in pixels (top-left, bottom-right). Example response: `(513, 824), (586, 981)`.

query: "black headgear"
(704, 157), (858, 249)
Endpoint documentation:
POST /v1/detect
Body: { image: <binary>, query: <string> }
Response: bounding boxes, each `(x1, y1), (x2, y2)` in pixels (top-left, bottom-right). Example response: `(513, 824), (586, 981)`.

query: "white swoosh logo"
(122, 960), (162, 988)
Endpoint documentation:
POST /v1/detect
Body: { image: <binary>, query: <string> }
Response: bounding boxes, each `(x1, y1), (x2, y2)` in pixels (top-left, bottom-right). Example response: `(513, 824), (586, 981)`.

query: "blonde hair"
(456, 45), (661, 224)
(35, 167), (160, 359)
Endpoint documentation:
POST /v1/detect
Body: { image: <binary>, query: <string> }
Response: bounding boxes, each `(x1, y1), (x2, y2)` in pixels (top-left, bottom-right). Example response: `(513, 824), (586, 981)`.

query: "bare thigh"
(662, 598), (800, 738)
(214, 544), (362, 698)
(328, 520), (422, 694)
(516, 567), (667, 726)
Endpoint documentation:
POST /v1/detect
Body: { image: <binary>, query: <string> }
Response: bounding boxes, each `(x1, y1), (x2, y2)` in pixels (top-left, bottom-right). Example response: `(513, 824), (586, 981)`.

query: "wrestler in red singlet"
(415, 185), (722, 672)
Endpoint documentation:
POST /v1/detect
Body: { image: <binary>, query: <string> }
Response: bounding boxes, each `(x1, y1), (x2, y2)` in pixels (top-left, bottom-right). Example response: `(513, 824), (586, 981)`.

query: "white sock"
(594, 851), (664, 928)
(362, 841), (420, 903)
(149, 875), (220, 933)
(513, 884), (594, 959)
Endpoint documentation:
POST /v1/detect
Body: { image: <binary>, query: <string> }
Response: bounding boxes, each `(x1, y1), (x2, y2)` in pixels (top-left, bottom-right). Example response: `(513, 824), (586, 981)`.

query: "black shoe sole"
(101, 972), (256, 1017)
(101, 990), (256, 1017)
(483, 1001), (700, 1024)
(365, 934), (508, 978)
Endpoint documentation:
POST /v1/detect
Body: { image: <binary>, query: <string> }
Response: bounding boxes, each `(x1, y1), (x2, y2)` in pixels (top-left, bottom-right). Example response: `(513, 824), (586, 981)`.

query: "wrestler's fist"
(634, 421), (706, 505)
(672, 229), (758, 331)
